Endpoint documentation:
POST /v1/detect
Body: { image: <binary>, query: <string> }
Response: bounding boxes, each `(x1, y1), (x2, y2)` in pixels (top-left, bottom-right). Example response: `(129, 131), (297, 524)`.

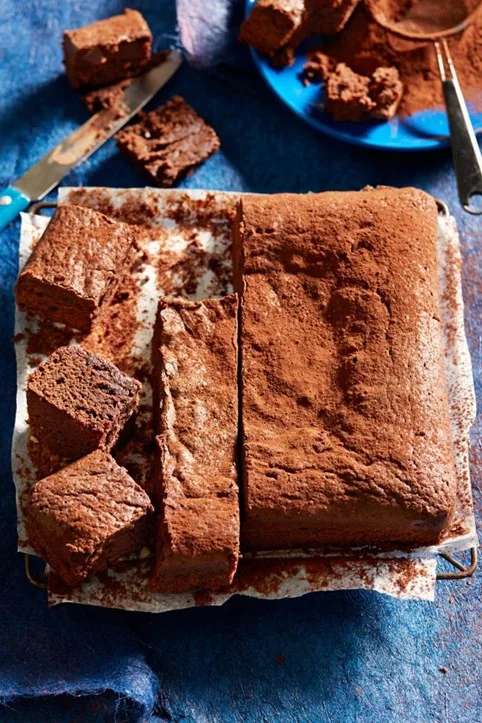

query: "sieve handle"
(437, 41), (482, 215)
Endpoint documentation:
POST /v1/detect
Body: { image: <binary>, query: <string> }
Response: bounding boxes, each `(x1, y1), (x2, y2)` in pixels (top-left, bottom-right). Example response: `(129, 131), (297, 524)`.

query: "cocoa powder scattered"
(305, 5), (482, 116)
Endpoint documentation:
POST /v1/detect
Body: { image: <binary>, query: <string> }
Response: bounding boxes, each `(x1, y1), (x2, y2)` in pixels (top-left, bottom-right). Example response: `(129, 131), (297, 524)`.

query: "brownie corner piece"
(15, 204), (136, 332)
(63, 8), (152, 89)
(116, 95), (220, 187)
(27, 345), (141, 461)
(26, 450), (154, 586)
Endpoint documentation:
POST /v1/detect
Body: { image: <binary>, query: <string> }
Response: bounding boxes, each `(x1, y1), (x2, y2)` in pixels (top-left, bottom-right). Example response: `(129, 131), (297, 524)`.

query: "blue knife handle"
(0, 186), (31, 231)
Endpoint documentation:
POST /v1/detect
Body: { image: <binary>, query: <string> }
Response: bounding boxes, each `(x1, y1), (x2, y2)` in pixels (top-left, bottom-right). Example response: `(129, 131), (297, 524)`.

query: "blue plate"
(245, 0), (482, 152)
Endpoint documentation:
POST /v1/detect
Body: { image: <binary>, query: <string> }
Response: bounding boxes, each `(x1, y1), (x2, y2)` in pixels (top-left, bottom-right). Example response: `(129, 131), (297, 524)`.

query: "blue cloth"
(0, 1), (481, 721)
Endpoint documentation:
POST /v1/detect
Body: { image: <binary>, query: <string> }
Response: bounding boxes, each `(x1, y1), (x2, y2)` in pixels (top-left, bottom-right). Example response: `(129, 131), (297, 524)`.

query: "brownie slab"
(26, 450), (153, 586)
(16, 204), (137, 332)
(151, 295), (239, 592)
(233, 188), (457, 551)
(116, 96), (220, 187)
(27, 345), (141, 461)
(63, 8), (152, 89)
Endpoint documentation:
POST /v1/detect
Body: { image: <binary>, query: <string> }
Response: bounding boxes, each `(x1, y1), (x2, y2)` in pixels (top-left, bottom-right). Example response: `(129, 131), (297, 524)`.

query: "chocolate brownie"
(233, 188), (457, 551)
(239, 0), (305, 58)
(16, 204), (137, 333)
(115, 96), (220, 187)
(26, 450), (153, 586)
(27, 345), (141, 461)
(63, 8), (152, 89)
(151, 295), (239, 592)
(82, 50), (169, 114)
(325, 62), (403, 121)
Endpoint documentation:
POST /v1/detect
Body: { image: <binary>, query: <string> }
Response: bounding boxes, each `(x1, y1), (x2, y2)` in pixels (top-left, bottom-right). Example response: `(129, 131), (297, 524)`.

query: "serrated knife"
(0, 49), (182, 231)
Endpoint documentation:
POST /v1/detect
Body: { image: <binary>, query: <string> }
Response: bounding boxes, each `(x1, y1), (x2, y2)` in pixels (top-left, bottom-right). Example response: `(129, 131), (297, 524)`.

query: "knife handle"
(0, 186), (30, 231)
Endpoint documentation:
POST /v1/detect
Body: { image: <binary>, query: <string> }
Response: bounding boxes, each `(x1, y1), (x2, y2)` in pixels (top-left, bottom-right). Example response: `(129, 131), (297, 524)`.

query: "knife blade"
(0, 49), (182, 230)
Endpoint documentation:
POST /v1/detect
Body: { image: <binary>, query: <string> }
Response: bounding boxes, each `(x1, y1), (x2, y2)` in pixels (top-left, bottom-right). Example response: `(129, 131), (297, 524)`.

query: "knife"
(0, 49), (182, 231)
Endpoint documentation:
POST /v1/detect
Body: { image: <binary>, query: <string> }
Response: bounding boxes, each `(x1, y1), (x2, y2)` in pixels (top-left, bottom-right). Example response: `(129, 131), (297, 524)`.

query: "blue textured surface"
(245, 0), (482, 151)
(0, 1), (481, 721)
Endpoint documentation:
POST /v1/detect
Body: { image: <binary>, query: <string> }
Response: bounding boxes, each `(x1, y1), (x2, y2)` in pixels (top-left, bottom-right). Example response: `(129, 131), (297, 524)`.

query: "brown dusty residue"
(304, 5), (482, 117)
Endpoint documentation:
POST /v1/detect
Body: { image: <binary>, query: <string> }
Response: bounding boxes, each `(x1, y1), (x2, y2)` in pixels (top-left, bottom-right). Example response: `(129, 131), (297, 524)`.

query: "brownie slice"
(116, 96), (220, 187)
(63, 8), (152, 89)
(26, 450), (154, 586)
(151, 295), (240, 592)
(325, 63), (403, 122)
(27, 345), (141, 461)
(16, 204), (137, 333)
(233, 188), (457, 551)
(239, 0), (305, 57)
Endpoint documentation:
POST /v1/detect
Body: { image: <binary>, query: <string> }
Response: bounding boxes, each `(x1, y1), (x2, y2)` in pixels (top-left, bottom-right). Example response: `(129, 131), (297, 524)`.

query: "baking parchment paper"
(11, 187), (477, 608)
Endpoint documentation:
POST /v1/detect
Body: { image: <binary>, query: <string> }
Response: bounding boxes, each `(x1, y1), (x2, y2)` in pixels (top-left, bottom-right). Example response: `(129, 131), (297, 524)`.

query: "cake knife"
(0, 50), (182, 231)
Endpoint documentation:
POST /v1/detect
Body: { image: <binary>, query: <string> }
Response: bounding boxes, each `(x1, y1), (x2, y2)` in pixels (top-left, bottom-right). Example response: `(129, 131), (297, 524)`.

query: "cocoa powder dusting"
(305, 5), (482, 116)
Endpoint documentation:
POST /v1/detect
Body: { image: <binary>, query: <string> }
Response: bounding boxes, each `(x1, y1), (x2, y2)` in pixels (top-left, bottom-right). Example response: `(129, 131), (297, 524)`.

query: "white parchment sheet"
(12, 187), (477, 608)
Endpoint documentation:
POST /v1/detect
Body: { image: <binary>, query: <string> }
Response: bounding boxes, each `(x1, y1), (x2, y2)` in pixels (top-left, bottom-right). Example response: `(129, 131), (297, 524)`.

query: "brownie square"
(63, 8), (152, 89)
(233, 189), (457, 551)
(26, 450), (154, 586)
(27, 345), (141, 461)
(16, 204), (137, 333)
(115, 96), (220, 187)
(239, 0), (305, 57)
(151, 296), (240, 592)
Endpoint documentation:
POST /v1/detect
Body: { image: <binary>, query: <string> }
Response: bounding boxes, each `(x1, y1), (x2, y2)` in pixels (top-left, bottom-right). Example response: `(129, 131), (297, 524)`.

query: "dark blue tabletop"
(0, 1), (481, 721)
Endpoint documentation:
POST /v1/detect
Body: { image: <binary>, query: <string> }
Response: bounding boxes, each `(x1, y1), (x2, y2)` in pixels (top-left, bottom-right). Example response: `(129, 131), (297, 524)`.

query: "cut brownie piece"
(239, 0), (305, 57)
(233, 188), (457, 551)
(26, 450), (153, 586)
(82, 50), (169, 114)
(116, 96), (220, 187)
(325, 62), (403, 121)
(63, 8), (152, 89)
(27, 345), (141, 461)
(151, 295), (239, 592)
(16, 204), (137, 332)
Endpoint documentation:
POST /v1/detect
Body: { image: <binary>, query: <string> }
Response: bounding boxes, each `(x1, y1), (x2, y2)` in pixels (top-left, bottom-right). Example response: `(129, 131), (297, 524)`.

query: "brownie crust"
(63, 8), (152, 89)
(151, 295), (240, 592)
(116, 96), (220, 187)
(16, 204), (137, 333)
(27, 345), (141, 461)
(26, 450), (153, 586)
(233, 187), (457, 551)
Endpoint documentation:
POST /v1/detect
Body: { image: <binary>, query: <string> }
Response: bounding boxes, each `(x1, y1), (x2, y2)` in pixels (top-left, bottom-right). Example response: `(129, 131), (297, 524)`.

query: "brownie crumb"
(325, 62), (403, 122)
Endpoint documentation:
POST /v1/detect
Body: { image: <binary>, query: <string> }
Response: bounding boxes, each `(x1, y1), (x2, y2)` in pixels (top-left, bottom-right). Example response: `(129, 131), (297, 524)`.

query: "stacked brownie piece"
(18, 188), (459, 592)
